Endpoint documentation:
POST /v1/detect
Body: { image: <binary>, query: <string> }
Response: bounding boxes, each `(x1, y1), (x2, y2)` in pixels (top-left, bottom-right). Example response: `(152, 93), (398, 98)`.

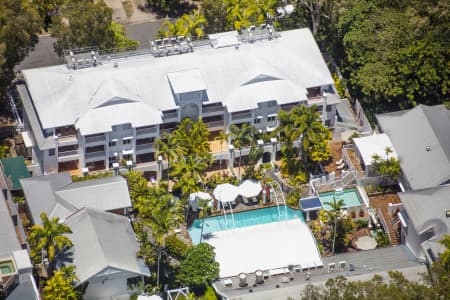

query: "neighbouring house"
(397, 184), (450, 265)
(0, 188), (39, 300)
(20, 173), (132, 225)
(376, 104), (450, 191)
(64, 207), (150, 300)
(17, 27), (342, 177)
(352, 133), (398, 176)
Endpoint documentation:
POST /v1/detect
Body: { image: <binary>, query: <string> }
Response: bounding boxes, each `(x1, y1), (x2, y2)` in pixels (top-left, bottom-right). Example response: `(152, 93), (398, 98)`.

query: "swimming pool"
(188, 205), (304, 245)
(319, 188), (362, 210)
(0, 260), (15, 275)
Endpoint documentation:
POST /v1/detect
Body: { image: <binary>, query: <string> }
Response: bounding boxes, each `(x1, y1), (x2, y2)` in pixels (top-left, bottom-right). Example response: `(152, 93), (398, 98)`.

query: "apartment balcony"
(202, 105), (224, 116)
(307, 96), (324, 106)
(136, 143), (154, 154)
(57, 135), (78, 146)
(136, 126), (157, 137)
(205, 120), (225, 130)
(162, 112), (178, 122)
(58, 150), (79, 162)
(85, 150), (106, 162)
(231, 112), (252, 121)
(85, 134), (106, 145)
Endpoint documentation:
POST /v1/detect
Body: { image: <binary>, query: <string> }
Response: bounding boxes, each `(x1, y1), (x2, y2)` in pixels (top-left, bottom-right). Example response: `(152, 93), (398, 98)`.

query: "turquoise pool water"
(319, 188), (362, 210)
(188, 206), (304, 245)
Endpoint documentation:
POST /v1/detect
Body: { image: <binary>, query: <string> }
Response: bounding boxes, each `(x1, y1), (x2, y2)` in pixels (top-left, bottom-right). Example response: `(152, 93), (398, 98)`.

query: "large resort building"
(17, 27), (341, 176)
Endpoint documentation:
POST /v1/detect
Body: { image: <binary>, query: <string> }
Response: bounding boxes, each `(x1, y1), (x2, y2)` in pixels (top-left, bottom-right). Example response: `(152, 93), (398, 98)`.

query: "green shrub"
(375, 231), (390, 247)
(286, 189), (300, 208)
(354, 219), (369, 230)
(165, 234), (188, 260)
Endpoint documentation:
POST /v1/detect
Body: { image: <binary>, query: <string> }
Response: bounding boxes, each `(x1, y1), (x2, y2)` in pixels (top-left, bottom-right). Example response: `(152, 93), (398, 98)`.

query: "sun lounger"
(252, 197), (259, 204)
(337, 163), (346, 170)
(243, 197), (250, 204)
(336, 158), (344, 165)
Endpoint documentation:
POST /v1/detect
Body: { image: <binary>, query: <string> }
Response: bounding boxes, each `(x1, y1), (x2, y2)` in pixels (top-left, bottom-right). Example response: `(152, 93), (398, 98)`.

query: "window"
(109, 141), (117, 147)
(326, 105), (332, 112)
(254, 117), (262, 124)
(267, 115), (277, 122)
(325, 120), (331, 127)
(49, 149), (55, 156)
(123, 139), (132, 145)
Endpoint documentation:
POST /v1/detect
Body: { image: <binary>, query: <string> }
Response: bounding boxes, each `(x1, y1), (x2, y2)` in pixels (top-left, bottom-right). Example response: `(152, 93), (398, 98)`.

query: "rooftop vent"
(150, 35), (193, 57)
(64, 47), (101, 70)
(239, 23), (280, 43)
(426, 146), (431, 152)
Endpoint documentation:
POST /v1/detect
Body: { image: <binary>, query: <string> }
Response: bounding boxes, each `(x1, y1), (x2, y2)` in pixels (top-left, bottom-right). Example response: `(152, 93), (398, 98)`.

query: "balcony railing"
(58, 150), (78, 157)
(58, 135), (78, 144)
(205, 120), (225, 128)
(231, 112), (252, 121)
(136, 143), (154, 151)
(203, 106), (224, 115)
(136, 127), (157, 135)
(85, 150), (106, 160)
(85, 135), (106, 143)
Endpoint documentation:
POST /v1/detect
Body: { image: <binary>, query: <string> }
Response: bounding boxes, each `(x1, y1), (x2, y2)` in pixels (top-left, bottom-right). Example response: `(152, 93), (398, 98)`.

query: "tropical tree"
(43, 268), (78, 300)
(201, 0), (228, 33)
(158, 12), (207, 39)
(154, 132), (180, 181)
(51, 1), (138, 56)
(226, 0), (277, 31)
(324, 196), (345, 254)
(177, 243), (219, 292)
(28, 212), (73, 273)
(171, 155), (208, 198)
(124, 170), (149, 202)
(0, 0), (41, 103)
(214, 131), (229, 170)
(229, 123), (257, 181)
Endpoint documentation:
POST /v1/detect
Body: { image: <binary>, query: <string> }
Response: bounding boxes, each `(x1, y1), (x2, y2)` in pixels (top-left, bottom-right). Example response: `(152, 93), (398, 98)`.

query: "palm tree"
(171, 155), (208, 198)
(154, 132), (179, 181)
(291, 105), (328, 168)
(384, 146), (393, 161)
(324, 196), (345, 254)
(215, 131), (229, 170)
(148, 193), (182, 286)
(28, 212), (73, 275)
(158, 11), (207, 38)
(229, 123), (257, 181)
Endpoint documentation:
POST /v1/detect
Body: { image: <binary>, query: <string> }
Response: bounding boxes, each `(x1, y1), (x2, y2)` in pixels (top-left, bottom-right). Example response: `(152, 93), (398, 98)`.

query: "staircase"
(377, 207), (400, 246)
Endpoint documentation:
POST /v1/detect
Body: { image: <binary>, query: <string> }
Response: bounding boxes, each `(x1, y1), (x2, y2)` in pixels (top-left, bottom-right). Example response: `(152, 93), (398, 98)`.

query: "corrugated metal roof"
(22, 28), (334, 130)
(65, 208), (150, 285)
(376, 105), (450, 190)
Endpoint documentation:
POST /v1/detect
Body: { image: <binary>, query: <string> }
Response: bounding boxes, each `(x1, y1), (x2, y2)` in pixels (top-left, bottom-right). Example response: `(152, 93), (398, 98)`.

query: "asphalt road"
(16, 20), (165, 71)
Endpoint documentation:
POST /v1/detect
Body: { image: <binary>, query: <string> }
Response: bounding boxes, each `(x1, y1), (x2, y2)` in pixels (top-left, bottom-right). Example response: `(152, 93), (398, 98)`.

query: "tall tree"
(297, 0), (329, 35)
(0, 0), (40, 103)
(51, 0), (138, 56)
(155, 132), (181, 181)
(201, 0), (228, 33)
(229, 123), (257, 181)
(324, 196), (345, 254)
(27, 213), (73, 273)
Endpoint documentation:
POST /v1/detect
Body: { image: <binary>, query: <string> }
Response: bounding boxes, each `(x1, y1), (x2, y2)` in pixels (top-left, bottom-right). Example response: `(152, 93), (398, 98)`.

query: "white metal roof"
(353, 133), (398, 167)
(65, 208), (150, 285)
(22, 28), (334, 130)
(167, 69), (207, 94)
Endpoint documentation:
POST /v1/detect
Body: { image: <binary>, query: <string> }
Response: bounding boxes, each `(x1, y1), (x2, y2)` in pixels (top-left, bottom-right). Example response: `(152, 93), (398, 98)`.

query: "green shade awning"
(1, 156), (30, 191)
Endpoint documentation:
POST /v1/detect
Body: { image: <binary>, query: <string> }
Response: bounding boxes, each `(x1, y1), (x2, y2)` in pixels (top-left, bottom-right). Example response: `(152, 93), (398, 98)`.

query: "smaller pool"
(0, 261), (15, 275)
(188, 206), (304, 245)
(319, 188), (362, 210)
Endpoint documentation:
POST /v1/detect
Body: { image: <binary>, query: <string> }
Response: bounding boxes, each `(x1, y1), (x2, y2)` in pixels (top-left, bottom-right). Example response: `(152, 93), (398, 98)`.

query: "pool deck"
(213, 245), (426, 300)
(204, 219), (322, 278)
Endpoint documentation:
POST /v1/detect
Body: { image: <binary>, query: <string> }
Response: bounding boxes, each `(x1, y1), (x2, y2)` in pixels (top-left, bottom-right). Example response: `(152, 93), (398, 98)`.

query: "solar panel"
(300, 197), (322, 210)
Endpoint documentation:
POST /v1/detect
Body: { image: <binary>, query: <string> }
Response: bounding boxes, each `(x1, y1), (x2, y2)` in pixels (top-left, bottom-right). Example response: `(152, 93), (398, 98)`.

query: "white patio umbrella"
(238, 180), (262, 198)
(355, 236), (377, 250)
